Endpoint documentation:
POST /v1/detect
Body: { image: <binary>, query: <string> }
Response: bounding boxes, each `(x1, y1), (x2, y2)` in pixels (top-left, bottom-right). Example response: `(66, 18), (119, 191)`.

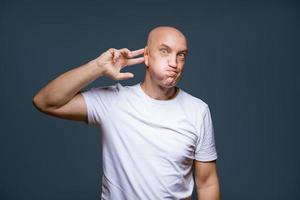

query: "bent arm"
(194, 160), (220, 200)
(32, 59), (105, 123)
(32, 48), (144, 123)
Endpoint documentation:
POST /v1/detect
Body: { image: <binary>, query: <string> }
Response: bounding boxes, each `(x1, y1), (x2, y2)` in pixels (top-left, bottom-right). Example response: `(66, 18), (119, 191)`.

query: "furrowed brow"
(179, 49), (188, 54)
(159, 44), (171, 49)
(159, 44), (188, 54)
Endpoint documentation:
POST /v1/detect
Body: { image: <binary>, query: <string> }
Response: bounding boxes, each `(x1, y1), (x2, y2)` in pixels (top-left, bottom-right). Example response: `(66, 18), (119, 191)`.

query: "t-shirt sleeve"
(80, 83), (120, 126)
(194, 105), (218, 162)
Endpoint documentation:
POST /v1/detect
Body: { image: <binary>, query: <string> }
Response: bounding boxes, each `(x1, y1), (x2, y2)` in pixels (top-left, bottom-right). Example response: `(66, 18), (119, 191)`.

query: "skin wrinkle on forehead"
(146, 26), (188, 53)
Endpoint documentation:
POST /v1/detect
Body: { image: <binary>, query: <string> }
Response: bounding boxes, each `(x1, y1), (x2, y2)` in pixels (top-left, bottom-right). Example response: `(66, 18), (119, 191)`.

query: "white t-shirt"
(81, 82), (218, 200)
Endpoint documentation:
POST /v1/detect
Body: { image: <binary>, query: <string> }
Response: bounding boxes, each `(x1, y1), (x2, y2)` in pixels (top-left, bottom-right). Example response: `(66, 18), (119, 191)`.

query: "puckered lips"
(166, 69), (179, 76)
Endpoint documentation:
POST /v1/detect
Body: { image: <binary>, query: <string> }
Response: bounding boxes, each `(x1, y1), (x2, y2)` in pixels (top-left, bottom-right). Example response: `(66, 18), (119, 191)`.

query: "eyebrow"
(158, 43), (188, 54)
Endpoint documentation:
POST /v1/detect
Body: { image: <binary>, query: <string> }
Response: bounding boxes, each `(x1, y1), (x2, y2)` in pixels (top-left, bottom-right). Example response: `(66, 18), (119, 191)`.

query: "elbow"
(32, 92), (62, 114)
(32, 93), (49, 113)
(32, 94), (44, 112)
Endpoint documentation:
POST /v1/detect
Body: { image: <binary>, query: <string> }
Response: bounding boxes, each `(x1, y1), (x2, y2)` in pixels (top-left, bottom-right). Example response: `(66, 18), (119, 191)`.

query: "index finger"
(130, 48), (144, 57)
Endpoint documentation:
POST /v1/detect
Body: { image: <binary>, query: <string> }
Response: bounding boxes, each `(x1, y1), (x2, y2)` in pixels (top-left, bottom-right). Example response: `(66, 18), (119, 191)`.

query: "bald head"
(146, 26), (188, 48)
(143, 26), (188, 88)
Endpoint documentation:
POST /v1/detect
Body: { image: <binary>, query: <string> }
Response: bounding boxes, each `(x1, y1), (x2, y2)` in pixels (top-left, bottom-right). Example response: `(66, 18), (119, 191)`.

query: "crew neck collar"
(135, 82), (181, 105)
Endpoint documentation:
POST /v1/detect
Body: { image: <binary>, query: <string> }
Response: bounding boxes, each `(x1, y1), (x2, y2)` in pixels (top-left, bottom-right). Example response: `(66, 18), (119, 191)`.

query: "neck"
(140, 72), (178, 100)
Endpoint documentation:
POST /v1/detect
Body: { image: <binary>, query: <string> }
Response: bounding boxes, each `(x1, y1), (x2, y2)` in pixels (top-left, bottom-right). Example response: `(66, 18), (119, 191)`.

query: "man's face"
(144, 30), (188, 88)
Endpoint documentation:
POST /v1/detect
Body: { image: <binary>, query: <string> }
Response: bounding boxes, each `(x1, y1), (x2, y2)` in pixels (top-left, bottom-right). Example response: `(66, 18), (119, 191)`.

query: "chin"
(161, 77), (178, 88)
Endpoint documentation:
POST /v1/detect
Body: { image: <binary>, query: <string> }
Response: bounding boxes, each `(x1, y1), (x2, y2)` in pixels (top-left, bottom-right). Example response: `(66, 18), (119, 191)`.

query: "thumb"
(116, 72), (134, 80)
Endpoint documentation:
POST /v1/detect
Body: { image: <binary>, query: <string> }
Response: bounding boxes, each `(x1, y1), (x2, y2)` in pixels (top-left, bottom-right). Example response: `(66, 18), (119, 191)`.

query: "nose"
(168, 54), (177, 68)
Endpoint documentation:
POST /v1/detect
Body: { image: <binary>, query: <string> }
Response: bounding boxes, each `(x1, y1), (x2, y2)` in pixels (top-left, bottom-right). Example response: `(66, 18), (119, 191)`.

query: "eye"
(160, 49), (168, 54)
(178, 53), (186, 60)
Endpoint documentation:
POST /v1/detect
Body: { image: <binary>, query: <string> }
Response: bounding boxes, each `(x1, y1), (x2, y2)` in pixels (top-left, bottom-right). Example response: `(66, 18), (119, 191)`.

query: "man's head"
(144, 26), (188, 88)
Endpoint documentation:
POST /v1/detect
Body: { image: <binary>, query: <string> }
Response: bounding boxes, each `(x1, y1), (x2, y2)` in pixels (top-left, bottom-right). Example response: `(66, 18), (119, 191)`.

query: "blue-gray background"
(1, 0), (299, 199)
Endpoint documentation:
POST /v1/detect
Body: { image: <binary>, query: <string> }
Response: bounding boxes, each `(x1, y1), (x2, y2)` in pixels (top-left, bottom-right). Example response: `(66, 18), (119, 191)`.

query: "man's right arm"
(32, 59), (105, 124)
(32, 48), (145, 123)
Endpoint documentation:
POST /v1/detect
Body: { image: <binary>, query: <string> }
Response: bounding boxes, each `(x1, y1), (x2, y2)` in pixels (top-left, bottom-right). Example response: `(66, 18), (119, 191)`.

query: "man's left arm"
(194, 160), (220, 200)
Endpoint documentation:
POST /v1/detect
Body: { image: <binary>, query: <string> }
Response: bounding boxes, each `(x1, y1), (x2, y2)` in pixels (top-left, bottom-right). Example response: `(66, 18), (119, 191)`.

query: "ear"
(144, 46), (149, 67)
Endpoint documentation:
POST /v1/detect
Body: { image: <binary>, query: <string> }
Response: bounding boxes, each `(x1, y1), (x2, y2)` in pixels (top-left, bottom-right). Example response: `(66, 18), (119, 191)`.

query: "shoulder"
(179, 89), (209, 115)
(81, 82), (130, 108)
(86, 82), (126, 94)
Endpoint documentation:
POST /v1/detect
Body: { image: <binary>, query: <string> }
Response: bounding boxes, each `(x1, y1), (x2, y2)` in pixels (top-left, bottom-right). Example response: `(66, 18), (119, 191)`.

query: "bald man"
(33, 26), (220, 200)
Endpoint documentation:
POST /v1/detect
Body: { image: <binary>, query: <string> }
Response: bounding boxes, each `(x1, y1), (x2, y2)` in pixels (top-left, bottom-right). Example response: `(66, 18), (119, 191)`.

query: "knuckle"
(108, 48), (116, 53)
(120, 48), (130, 54)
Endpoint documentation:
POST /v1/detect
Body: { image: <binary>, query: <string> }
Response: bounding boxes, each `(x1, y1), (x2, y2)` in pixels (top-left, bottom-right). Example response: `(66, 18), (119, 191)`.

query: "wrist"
(88, 59), (107, 76)
(86, 60), (105, 77)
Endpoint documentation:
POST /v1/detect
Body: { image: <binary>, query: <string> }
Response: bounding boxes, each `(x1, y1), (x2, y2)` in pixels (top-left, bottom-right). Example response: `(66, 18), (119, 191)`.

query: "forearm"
(197, 177), (220, 200)
(33, 59), (104, 109)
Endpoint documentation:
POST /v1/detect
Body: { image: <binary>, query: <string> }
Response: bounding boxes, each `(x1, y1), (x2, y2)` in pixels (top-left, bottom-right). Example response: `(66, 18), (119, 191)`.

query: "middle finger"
(130, 48), (145, 57)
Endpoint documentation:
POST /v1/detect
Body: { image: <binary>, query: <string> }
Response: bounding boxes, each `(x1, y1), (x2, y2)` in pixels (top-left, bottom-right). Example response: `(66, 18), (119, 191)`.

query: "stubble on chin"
(163, 76), (178, 87)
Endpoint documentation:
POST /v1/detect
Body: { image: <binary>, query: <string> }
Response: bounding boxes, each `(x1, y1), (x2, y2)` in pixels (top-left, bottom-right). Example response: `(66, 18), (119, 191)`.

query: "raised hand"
(95, 48), (145, 80)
